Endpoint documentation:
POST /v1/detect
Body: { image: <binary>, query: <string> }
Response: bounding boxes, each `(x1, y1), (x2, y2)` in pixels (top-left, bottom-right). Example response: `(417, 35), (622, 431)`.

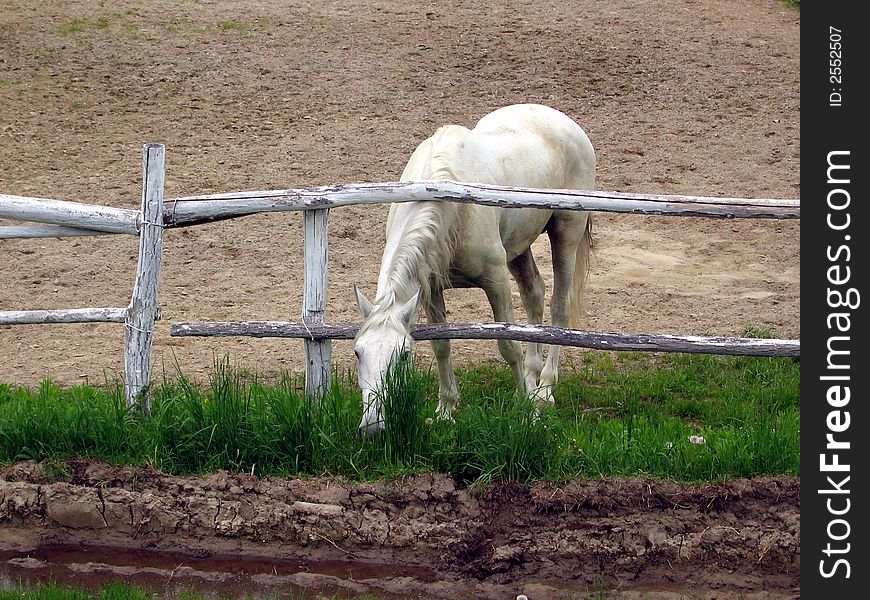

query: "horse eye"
(354, 348), (362, 360)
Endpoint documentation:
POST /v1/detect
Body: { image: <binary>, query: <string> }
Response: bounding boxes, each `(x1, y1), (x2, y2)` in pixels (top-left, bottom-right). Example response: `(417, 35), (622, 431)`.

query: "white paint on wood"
(303, 208), (332, 400)
(0, 225), (112, 239)
(0, 307), (128, 325)
(124, 144), (165, 410)
(0, 193), (139, 234)
(164, 180), (800, 227)
(169, 321), (800, 358)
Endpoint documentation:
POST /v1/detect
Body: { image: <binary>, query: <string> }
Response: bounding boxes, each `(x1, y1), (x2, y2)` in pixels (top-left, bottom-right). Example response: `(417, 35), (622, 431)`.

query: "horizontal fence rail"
(0, 181), (800, 240)
(0, 224), (112, 239)
(170, 321), (800, 358)
(0, 194), (139, 236)
(164, 180), (799, 228)
(0, 307), (129, 325)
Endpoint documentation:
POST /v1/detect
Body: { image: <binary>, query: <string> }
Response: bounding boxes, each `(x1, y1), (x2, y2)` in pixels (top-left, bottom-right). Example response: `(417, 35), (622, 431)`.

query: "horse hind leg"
(508, 249), (545, 394)
(424, 287), (459, 419)
(539, 213), (590, 406)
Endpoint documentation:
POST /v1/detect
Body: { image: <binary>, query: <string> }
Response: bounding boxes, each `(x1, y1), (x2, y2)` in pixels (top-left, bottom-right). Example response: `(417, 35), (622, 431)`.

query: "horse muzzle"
(358, 391), (385, 437)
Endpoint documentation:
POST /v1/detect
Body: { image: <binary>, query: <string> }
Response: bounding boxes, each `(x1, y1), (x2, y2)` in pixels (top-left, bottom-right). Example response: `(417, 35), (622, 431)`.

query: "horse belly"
(499, 208), (552, 261)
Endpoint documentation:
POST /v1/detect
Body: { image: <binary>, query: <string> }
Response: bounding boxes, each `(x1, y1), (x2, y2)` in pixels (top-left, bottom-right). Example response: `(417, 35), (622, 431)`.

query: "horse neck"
(374, 201), (457, 313)
(369, 125), (470, 319)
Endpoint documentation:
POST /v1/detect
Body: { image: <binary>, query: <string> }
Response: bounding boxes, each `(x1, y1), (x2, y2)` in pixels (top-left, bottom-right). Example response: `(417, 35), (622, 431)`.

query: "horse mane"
(359, 127), (463, 335)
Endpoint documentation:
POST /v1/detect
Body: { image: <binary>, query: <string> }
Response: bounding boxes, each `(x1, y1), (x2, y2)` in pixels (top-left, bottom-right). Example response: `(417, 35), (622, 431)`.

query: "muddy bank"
(0, 460), (799, 598)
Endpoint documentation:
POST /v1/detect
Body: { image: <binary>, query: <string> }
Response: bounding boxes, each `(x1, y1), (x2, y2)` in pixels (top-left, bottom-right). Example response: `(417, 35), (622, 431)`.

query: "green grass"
(58, 18), (88, 37)
(217, 21), (248, 31)
(57, 16), (110, 36)
(0, 582), (153, 600)
(0, 581), (384, 599)
(0, 352), (799, 484)
(216, 17), (270, 32)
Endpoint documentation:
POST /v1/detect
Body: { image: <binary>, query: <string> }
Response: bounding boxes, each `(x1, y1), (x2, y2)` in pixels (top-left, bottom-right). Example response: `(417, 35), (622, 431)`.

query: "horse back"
(472, 103), (595, 190)
(394, 104), (595, 271)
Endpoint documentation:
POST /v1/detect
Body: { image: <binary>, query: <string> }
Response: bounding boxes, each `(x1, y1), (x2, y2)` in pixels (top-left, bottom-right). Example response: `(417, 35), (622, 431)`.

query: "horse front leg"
(424, 287), (459, 419)
(480, 267), (527, 398)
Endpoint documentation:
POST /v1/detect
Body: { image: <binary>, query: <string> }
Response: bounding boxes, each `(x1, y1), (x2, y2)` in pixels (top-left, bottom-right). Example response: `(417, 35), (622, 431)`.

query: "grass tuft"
(0, 581), (384, 599)
(0, 351), (799, 482)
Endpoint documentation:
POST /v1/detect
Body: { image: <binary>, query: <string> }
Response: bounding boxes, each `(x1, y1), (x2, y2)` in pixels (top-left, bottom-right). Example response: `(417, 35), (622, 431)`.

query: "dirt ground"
(1, 460), (800, 599)
(1, 2), (800, 597)
(0, 0), (799, 387)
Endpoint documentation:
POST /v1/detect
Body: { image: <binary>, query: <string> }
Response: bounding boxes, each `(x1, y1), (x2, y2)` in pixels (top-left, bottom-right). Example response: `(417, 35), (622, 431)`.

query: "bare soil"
(1, 1), (800, 597)
(0, 0), (799, 387)
(1, 460), (800, 599)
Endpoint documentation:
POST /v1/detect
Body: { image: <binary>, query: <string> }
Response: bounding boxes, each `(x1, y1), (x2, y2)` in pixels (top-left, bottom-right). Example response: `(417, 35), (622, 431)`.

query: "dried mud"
(1, 460), (799, 598)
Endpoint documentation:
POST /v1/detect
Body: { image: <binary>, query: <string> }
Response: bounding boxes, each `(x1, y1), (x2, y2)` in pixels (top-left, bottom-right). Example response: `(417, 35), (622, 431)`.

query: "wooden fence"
(0, 144), (801, 403)
(0, 144), (165, 409)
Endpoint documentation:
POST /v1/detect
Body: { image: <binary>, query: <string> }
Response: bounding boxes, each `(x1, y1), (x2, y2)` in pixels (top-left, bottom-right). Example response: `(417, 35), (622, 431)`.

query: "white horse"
(354, 103), (595, 435)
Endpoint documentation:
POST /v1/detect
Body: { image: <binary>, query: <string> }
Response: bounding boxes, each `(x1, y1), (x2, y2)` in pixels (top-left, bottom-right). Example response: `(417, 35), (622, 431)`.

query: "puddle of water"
(0, 544), (438, 599)
(0, 543), (791, 599)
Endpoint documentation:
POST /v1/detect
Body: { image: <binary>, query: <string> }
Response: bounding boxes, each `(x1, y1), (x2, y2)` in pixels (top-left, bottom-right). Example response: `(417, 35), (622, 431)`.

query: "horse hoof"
(435, 409), (456, 423)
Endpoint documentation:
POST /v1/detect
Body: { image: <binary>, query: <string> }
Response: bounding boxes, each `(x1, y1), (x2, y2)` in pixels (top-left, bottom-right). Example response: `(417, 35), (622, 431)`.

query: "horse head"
(353, 284), (421, 436)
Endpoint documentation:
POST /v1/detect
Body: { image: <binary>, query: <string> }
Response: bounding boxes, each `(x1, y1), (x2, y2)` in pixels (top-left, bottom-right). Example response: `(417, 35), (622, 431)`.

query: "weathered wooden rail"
(171, 321), (801, 358)
(0, 307), (130, 324)
(1, 145), (801, 403)
(1, 182), (800, 239)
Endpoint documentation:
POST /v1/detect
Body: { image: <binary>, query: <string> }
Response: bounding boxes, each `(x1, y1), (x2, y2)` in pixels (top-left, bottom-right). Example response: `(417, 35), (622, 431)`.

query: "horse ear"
(398, 286), (422, 328)
(354, 285), (374, 319)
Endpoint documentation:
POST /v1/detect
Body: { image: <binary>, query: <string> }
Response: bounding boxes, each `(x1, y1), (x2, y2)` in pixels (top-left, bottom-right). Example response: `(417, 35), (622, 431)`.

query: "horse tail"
(569, 215), (593, 329)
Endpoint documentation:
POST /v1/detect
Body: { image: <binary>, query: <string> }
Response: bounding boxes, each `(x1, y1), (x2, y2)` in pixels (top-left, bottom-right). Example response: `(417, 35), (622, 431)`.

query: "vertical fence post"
(125, 144), (165, 410)
(303, 208), (332, 401)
